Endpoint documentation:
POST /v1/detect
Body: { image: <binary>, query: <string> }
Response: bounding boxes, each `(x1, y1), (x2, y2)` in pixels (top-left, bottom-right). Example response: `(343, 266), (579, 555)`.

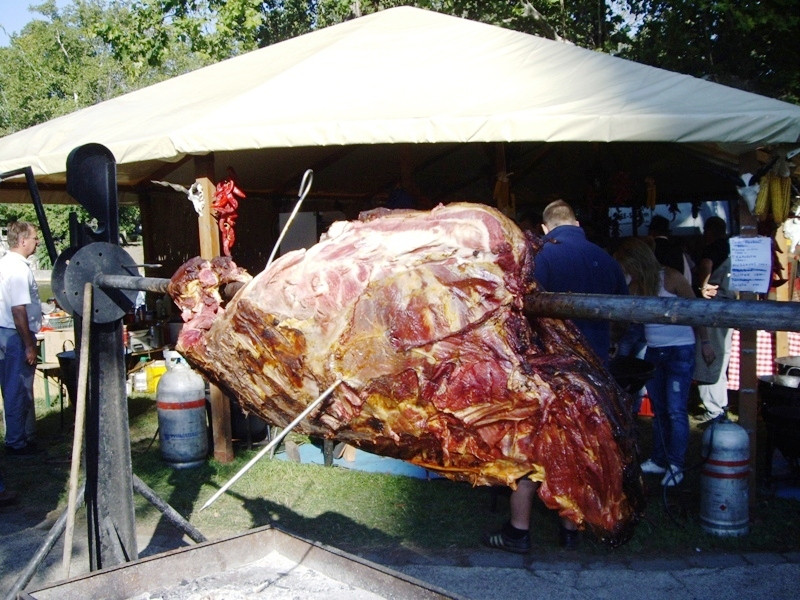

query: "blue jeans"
(644, 344), (695, 469)
(0, 328), (36, 449)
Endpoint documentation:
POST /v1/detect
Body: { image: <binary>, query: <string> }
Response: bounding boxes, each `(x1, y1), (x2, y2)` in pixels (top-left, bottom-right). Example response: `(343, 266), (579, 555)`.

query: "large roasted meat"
(168, 203), (644, 545)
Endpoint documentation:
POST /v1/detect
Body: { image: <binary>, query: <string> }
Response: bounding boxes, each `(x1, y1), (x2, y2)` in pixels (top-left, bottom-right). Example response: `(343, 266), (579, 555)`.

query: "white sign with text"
(729, 236), (772, 294)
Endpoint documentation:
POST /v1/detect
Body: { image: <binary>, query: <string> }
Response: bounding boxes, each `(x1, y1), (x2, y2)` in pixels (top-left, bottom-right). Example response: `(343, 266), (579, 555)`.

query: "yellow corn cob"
(770, 173), (780, 217)
(754, 173), (770, 216)
(780, 176), (792, 221)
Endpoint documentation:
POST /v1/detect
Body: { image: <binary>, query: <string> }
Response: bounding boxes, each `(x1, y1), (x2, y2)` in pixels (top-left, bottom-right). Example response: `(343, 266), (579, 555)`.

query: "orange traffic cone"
(638, 394), (654, 417)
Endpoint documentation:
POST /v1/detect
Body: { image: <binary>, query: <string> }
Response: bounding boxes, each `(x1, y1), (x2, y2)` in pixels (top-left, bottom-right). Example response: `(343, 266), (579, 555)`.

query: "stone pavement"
(373, 546), (800, 600)
(3, 505), (799, 600)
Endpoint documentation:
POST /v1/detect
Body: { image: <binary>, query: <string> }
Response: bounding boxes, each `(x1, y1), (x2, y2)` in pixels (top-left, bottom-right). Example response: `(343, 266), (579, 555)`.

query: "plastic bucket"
(146, 360), (167, 393)
(56, 350), (77, 405)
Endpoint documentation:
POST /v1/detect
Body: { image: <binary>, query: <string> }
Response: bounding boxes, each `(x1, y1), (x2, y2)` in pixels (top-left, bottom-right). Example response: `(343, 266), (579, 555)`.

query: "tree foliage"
(1, 1), (116, 135)
(622, 0), (800, 103)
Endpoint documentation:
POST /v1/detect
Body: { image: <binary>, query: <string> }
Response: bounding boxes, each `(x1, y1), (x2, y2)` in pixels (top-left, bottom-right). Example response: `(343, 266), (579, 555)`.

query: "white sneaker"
(661, 465), (683, 487)
(640, 459), (667, 475)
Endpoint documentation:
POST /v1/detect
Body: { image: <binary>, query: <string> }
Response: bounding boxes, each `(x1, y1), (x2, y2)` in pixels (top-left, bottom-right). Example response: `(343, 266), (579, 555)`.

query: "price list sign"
(729, 235), (772, 294)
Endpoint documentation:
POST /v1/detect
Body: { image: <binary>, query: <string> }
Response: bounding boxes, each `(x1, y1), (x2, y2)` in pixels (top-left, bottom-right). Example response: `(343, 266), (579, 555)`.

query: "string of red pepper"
(212, 167), (246, 257)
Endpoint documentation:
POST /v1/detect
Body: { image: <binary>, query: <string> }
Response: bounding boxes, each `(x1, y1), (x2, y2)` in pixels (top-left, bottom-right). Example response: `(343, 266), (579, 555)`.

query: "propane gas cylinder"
(156, 362), (208, 468)
(700, 420), (750, 536)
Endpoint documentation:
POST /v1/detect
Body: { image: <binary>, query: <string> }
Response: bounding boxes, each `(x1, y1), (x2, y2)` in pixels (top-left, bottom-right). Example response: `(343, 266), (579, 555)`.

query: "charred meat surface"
(169, 203), (644, 545)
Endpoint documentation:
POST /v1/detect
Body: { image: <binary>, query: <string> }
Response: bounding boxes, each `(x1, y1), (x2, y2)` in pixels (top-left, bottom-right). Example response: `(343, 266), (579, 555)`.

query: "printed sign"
(729, 236), (772, 293)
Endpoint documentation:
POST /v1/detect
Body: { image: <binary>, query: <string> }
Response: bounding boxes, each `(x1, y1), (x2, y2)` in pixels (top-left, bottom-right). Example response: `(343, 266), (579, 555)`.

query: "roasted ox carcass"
(168, 203), (645, 545)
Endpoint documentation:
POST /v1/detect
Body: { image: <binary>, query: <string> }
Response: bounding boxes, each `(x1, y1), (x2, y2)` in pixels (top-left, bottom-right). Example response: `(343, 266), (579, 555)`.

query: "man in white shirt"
(0, 221), (43, 456)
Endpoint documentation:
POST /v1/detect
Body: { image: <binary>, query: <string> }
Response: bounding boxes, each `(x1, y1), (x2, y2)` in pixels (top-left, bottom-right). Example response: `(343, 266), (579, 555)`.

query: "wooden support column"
(195, 154), (221, 259)
(773, 222), (791, 358)
(194, 154), (234, 463)
(493, 143), (514, 218)
(737, 154), (760, 505)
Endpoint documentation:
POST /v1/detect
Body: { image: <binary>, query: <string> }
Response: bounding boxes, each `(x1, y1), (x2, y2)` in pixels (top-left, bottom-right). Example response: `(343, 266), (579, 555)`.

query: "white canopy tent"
(0, 6), (798, 205)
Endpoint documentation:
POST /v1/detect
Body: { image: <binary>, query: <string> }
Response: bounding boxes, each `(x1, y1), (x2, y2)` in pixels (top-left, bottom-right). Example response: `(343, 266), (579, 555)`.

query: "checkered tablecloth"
(727, 330), (800, 390)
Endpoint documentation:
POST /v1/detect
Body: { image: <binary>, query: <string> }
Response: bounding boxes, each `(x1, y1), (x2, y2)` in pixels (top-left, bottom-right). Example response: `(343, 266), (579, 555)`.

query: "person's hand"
(700, 341), (716, 365)
(700, 283), (719, 299)
(25, 345), (38, 366)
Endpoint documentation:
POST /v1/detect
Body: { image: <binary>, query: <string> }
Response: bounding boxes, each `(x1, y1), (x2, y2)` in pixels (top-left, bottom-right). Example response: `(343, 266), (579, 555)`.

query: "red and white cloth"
(727, 330), (800, 389)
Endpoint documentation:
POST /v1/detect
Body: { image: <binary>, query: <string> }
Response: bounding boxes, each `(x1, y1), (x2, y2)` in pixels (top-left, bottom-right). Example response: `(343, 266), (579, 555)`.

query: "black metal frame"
(63, 144), (137, 570)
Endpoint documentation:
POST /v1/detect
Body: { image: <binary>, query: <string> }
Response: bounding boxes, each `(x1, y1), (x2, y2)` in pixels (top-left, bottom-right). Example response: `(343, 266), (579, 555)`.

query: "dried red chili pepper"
(213, 167), (246, 257)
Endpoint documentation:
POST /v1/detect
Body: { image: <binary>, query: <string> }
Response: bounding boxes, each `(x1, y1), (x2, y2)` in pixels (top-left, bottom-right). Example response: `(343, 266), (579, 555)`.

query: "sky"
(0, 0), (70, 47)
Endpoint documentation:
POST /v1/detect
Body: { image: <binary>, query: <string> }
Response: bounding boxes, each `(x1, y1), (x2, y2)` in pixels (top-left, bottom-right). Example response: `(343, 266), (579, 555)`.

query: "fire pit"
(21, 525), (460, 600)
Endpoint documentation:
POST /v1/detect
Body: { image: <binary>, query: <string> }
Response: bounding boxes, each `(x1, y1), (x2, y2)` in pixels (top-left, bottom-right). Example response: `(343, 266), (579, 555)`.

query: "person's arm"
(11, 305), (38, 366)
(664, 268), (715, 365)
(694, 257), (713, 296)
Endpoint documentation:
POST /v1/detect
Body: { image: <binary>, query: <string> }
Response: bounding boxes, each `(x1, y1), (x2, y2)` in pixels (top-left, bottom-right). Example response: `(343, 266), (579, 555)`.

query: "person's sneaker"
(640, 459), (667, 475)
(0, 489), (19, 507)
(661, 465), (684, 487)
(482, 526), (531, 554)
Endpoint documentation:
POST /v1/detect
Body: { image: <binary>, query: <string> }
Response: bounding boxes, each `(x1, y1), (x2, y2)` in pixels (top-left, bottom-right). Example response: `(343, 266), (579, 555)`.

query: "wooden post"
(195, 154), (221, 259)
(493, 143), (514, 218)
(194, 154), (234, 463)
(737, 154), (760, 505)
(773, 222), (790, 358)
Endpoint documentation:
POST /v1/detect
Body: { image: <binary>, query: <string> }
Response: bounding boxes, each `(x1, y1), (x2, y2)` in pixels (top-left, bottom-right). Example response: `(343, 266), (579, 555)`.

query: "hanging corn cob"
(773, 175), (792, 222)
(771, 156), (794, 222)
(754, 173), (770, 216)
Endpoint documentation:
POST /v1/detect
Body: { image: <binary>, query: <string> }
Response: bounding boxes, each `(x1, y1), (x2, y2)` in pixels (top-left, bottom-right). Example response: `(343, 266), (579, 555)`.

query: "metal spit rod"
(96, 273), (171, 294)
(526, 292), (800, 332)
(92, 274), (799, 332)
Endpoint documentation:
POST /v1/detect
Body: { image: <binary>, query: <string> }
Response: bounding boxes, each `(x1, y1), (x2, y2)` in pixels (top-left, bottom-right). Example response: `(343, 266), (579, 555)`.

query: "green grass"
(5, 393), (800, 558)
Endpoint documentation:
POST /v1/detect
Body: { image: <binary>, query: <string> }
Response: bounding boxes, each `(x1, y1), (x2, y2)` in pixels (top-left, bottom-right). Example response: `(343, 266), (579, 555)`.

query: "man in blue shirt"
(534, 199), (629, 364)
(483, 199), (628, 553)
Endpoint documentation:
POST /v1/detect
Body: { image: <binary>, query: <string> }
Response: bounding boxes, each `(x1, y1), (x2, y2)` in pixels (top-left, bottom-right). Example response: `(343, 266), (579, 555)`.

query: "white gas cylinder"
(700, 420), (750, 536)
(156, 363), (208, 468)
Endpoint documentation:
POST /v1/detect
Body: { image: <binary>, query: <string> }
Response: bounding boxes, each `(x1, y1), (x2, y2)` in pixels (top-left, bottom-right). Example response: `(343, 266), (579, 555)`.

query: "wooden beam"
(194, 154), (233, 464)
(737, 152), (759, 507)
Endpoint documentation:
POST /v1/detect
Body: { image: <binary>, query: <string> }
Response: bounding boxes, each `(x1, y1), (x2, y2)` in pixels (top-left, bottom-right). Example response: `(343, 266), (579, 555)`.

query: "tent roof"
(0, 6), (798, 200)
